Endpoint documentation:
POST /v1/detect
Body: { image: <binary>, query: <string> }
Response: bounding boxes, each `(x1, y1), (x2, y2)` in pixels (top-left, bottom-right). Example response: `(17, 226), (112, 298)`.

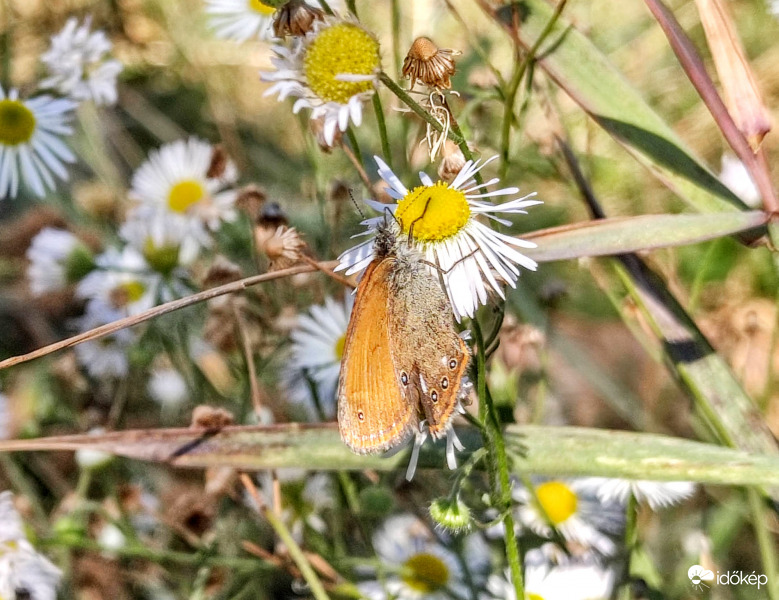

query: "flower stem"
(372, 92), (392, 169)
(747, 487), (779, 600)
(471, 318), (524, 597)
(499, 0), (567, 180)
(345, 127), (364, 170)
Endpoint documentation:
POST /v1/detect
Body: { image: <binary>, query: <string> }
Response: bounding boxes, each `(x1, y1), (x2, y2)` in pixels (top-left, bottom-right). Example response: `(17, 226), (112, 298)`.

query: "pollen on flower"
(396, 181), (470, 242)
(536, 481), (578, 525)
(0, 99), (36, 145)
(168, 180), (206, 213)
(303, 23), (380, 105)
(401, 552), (449, 592)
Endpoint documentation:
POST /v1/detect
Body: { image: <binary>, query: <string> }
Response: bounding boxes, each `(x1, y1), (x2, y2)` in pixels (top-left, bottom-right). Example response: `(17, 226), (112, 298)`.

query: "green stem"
(372, 93), (392, 168)
(345, 0), (357, 18)
(378, 71), (465, 147)
(264, 508), (331, 600)
(345, 127), (364, 170)
(471, 319), (524, 597)
(620, 494), (639, 600)
(391, 0), (402, 79)
(499, 0), (567, 181)
(747, 488), (779, 600)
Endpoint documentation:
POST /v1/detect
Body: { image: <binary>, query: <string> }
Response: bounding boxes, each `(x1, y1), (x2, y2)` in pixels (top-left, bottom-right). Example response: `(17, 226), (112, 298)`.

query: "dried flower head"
(201, 255), (243, 289)
(438, 140), (466, 183)
(273, 0), (324, 37)
(206, 144), (230, 179)
(191, 405), (235, 429)
(236, 185), (268, 222)
(402, 37), (460, 90)
(262, 225), (305, 270)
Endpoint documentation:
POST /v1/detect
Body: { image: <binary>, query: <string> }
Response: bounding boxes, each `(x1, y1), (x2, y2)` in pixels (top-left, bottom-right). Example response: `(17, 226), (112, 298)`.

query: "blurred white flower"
(75, 428), (113, 470)
(76, 247), (161, 316)
(337, 156), (540, 321)
(513, 478), (624, 556)
(120, 209), (202, 271)
(262, 19), (381, 146)
(719, 154), (761, 207)
(147, 368), (189, 410)
(283, 293), (353, 419)
(97, 523), (127, 553)
(27, 228), (95, 295)
(581, 478), (696, 511)
(40, 17), (122, 105)
(204, 0), (277, 42)
(130, 138), (238, 241)
(73, 301), (137, 379)
(361, 513), (489, 600)
(0, 492), (62, 600)
(484, 561), (615, 600)
(0, 85), (76, 199)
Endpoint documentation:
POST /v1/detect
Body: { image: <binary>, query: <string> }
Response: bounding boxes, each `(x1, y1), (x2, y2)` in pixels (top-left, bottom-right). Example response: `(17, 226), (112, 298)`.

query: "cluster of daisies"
(355, 475), (696, 600)
(27, 136), (239, 379)
(1, 18), (121, 200)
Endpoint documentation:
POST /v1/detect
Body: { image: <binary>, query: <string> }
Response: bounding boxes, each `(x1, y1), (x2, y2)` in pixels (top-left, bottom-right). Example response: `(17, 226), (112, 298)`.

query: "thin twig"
(0, 262), (337, 372)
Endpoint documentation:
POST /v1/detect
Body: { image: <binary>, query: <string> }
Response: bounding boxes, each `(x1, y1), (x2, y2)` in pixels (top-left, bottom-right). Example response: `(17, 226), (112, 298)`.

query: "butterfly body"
(337, 222), (469, 455)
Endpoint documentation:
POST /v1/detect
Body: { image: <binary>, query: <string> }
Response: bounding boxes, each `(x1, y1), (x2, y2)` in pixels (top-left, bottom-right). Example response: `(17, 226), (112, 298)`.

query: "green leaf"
(507, 0), (748, 212)
(3, 424), (779, 486)
(523, 211), (768, 263)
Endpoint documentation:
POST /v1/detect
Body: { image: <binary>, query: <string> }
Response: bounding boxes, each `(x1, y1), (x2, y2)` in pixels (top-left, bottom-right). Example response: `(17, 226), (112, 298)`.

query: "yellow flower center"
(110, 280), (147, 308)
(143, 238), (180, 275)
(334, 334), (346, 360)
(535, 481), (577, 526)
(247, 0), (276, 15)
(395, 181), (471, 242)
(0, 99), (36, 146)
(303, 23), (380, 105)
(401, 552), (450, 593)
(168, 180), (205, 213)
(527, 594), (544, 600)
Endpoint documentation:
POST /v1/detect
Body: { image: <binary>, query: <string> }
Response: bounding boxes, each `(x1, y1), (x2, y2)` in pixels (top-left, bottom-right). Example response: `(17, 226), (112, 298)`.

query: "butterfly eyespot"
(400, 372), (409, 386)
(357, 410), (365, 421)
(441, 376), (449, 389)
(431, 390), (438, 403)
(448, 358), (457, 370)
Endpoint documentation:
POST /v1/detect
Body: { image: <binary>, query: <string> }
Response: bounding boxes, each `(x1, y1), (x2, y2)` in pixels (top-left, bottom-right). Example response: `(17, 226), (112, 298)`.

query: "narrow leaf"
(3, 424), (779, 486)
(522, 211), (768, 263)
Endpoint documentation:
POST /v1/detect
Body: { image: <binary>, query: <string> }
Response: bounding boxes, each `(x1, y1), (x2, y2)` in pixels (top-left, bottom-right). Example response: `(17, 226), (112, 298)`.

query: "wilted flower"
(27, 228), (95, 295)
(402, 37), (460, 90)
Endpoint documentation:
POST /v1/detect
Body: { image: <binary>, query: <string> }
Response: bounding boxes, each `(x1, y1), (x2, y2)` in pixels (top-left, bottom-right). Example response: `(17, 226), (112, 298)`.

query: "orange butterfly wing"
(337, 258), (419, 454)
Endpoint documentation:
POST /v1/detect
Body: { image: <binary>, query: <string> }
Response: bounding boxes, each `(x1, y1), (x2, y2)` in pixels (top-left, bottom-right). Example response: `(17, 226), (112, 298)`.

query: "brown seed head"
(207, 144), (229, 179)
(262, 225), (305, 271)
(402, 37), (459, 90)
(273, 0), (324, 37)
(236, 185), (267, 222)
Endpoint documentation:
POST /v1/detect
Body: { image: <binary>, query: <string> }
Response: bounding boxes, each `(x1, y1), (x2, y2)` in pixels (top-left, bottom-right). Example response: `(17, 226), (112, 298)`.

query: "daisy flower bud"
(429, 496), (472, 533)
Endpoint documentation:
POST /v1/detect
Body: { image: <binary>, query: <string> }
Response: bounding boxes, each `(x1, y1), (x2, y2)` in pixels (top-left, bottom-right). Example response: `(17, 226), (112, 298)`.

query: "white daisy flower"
(76, 247), (162, 316)
(262, 18), (381, 145)
(204, 0), (278, 42)
(283, 292), (353, 419)
(0, 492), (62, 600)
(73, 300), (137, 379)
(719, 153), (761, 207)
(129, 137), (238, 240)
(337, 156), (541, 321)
(582, 478), (696, 511)
(513, 478), (624, 557)
(0, 85), (76, 200)
(40, 17), (122, 106)
(26, 227), (95, 295)
(147, 367), (189, 410)
(361, 514), (490, 600)
(120, 209), (203, 272)
(484, 561), (615, 600)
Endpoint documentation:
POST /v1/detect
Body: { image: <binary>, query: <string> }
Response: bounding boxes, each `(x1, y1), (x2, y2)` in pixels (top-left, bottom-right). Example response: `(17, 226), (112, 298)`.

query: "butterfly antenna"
(348, 188), (366, 220)
(407, 197), (432, 248)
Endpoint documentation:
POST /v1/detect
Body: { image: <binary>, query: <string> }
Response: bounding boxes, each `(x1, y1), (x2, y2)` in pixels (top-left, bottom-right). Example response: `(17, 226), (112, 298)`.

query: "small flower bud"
(438, 140), (466, 183)
(429, 495), (472, 533)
